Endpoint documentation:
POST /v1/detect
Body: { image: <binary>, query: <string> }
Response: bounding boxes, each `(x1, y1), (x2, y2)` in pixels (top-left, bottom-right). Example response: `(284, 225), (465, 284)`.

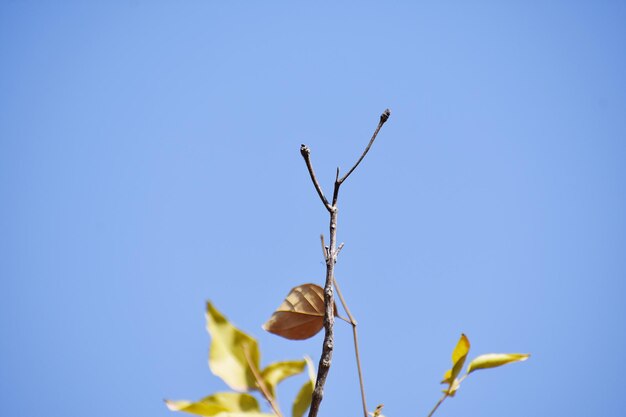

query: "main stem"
(308, 207), (338, 417)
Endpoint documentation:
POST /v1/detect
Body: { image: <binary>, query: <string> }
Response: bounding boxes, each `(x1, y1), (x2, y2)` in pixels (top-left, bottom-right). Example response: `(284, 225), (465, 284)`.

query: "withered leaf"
(262, 283), (336, 340)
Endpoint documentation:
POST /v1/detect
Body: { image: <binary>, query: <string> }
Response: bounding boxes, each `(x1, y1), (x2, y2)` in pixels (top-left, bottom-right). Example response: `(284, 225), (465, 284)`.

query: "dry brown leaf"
(262, 283), (336, 340)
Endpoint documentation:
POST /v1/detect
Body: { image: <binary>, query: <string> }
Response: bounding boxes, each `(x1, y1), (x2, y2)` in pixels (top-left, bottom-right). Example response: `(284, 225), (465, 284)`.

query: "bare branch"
(305, 109), (390, 417)
(300, 145), (332, 212)
(336, 314), (351, 324)
(338, 109), (391, 185)
(333, 277), (356, 325)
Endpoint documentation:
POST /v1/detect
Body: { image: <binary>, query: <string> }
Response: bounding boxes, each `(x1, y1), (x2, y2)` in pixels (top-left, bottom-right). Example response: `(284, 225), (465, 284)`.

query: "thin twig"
(243, 345), (283, 417)
(336, 313), (351, 324)
(335, 242), (345, 259)
(300, 145), (332, 212)
(338, 109), (391, 185)
(332, 277), (357, 332)
(331, 109), (390, 207)
(426, 393), (448, 417)
(334, 277), (368, 417)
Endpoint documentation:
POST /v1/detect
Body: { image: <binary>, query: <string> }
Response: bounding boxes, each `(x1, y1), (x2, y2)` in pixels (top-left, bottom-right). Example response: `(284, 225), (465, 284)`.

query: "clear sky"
(1, 2), (625, 417)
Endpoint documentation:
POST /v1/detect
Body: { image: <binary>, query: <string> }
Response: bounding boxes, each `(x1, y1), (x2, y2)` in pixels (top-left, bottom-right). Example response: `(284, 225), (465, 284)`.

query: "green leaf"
(467, 353), (530, 374)
(206, 302), (261, 391)
(261, 359), (306, 399)
(165, 392), (262, 416)
(292, 357), (316, 417)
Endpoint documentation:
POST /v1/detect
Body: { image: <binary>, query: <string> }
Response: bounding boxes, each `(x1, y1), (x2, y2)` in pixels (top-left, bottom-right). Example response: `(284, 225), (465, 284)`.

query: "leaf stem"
(243, 345), (284, 417)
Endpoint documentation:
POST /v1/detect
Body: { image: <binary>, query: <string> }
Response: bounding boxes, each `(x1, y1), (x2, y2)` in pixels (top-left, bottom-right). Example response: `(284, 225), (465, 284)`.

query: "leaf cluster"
(166, 302), (315, 417)
(440, 334), (530, 397)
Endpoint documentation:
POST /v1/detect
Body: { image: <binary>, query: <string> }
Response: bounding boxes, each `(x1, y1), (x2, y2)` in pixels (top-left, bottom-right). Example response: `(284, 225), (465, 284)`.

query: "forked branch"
(300, 109), (391, 417)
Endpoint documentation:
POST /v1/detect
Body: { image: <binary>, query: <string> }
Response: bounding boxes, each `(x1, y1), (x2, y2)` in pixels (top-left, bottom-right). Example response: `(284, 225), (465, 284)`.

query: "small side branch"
(300, 145), (332, 212)
(334, 277), (368, 417)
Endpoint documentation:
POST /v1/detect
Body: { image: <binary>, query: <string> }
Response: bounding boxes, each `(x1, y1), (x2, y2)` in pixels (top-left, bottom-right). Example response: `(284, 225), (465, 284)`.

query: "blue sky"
(1, 2), (625, 417)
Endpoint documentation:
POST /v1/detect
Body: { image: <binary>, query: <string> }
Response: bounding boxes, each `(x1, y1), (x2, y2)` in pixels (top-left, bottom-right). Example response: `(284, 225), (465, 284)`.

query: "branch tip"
(380, 109), (391, 124)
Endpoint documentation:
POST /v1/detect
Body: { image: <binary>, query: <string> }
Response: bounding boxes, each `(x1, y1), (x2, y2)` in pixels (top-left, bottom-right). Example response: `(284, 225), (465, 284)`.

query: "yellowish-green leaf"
(214, 414), (276, 417)
(450, 334), (470, 382)
(439, 334), (470, 395)
(467, 353), (530, 374)
(261, 359), (306, 399)
(165, 392), (260, 416)
(292, 356), (316, 417)
(206, 302), (260, 391)
(292, 380), (314, 417)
